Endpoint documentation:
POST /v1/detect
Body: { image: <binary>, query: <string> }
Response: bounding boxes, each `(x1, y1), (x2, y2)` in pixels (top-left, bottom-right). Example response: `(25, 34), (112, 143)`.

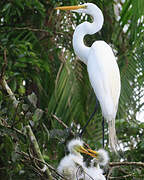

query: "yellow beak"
(87, 148), (99, 158)
(78, 146), (99, 158)
(55, 5), (87, 11)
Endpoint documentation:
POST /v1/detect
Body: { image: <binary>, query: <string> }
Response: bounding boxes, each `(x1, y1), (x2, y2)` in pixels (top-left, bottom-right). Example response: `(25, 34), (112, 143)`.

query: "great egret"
(55, 3), (121, 152)
(57, 138), (99, 179)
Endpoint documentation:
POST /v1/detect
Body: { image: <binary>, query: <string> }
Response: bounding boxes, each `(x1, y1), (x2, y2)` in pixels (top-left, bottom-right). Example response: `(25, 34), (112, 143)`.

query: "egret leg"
(102, 117), (105, 148)
(79, 99), (99, 137)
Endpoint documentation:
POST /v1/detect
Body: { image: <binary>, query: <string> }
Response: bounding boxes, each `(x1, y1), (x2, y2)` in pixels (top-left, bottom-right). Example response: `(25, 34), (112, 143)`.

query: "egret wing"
(87, 41), (121, 120)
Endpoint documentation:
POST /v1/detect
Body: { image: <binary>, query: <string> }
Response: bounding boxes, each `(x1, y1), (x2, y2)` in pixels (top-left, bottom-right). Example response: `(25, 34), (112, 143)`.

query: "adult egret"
(55, 3), (121, 152)
(57, 138), (99, 179)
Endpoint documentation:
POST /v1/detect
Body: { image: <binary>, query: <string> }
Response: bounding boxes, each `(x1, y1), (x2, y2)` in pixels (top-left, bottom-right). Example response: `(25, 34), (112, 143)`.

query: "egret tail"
(108, 119), (118, 153)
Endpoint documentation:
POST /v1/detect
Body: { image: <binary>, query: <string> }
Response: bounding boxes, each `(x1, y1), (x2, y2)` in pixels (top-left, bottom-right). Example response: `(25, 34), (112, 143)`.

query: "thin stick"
(52, 114), (75, 135)
(109, 161), (144, 167)
(109, 173), (144, 179)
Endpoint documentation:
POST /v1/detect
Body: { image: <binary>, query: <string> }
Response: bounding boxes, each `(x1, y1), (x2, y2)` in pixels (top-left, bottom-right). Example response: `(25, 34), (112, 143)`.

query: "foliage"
(0, 0), (144, 179)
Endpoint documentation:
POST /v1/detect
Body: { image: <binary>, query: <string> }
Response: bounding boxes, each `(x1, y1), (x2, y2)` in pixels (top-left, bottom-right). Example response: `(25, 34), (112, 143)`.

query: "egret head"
(91, 149), (109, 166)
(67, 138), (99, 158)
(55, 3), (103, 18)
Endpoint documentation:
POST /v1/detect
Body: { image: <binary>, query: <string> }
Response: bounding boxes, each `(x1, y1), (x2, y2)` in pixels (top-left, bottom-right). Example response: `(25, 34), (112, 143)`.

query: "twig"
(0, 117), (25, 137)
(108, 162), (144, 179)
(16, 151), (67, 180)
(7, 26), (64, 36)
(52, 114), (75, 136)
(109, 173), (144, 179)
(109, 161), (144, 167)
(14, 26), (52, 33)
(26, 125), (53, 180)
(52, 114), (68, 129)
(107, 166), (115, 179)
(52, 114), (91, 149)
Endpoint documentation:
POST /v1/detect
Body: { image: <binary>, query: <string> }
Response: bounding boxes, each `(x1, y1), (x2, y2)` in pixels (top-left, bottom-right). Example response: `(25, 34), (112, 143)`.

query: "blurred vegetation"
(0, 0), (144, 179)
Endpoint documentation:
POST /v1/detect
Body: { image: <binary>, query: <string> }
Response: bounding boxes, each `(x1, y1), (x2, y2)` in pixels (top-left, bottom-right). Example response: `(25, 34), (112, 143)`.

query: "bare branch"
(0, 117), (25, 137)
(52, 114), (75, 136)
(108, 162), (144, 179)
(52, 114), (91, 149)
(109, 173), (144, 179)
(16, 151), (67, 180)
(109, 161), (144, 167)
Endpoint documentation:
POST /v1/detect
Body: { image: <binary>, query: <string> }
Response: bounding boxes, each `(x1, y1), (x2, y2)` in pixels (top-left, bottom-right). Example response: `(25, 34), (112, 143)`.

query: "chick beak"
(54, 5), (87, 11)
(78, 146), (99, 158)
(87, 148), (99, 158)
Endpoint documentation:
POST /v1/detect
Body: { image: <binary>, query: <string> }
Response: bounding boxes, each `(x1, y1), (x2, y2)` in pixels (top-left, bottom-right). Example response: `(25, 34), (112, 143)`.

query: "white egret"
(57, 138), (99, 179)
(55, 3), (121, 152)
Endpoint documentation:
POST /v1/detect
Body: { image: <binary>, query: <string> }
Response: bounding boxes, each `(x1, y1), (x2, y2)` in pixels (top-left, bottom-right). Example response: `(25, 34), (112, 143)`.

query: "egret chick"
(84, 166), (106, 180)
(90, 149), (109, 166)
(57, 139), (99, 180)
(83, 149), (108, 180)
(57, 154), (83, 179)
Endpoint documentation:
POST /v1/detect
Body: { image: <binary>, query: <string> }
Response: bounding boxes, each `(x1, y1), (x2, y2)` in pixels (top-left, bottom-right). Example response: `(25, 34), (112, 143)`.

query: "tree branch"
(109, 161), (144, 167)
(26, 125), (53, 180)
(108, 162), (144, 179)
(1, 78), (19, 108)
(0, 118), (25, 137)
(52, 114), (75, 136)
(16, 150), (67, 180)
(109, 173), (144, 179)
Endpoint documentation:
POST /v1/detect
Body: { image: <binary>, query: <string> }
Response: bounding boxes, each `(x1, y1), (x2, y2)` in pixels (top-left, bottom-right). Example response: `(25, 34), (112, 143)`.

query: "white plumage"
(57, 154), (83, 180)
(67, 138), (84, 155)
(92, 149), (109, 166)
(57, 138), (98, 180)
(55, 3), (121, 152)
(84, 166), (106, 180)
(57, 139), (109, 180)
(83, 149), (109, 180)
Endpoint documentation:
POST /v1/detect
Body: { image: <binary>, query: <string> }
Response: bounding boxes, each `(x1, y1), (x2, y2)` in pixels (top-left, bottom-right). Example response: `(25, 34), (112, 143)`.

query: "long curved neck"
(72, 7), (104, 65)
